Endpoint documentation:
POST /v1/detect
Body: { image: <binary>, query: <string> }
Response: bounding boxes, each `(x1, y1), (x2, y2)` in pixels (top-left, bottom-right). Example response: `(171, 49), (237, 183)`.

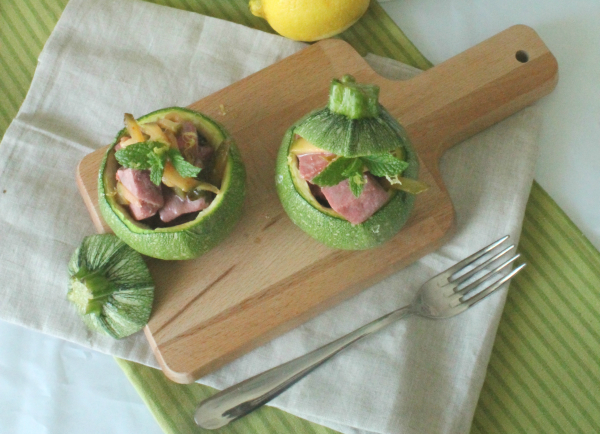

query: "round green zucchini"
(98, 107), (246, 260)
(275, 76), (420, 250)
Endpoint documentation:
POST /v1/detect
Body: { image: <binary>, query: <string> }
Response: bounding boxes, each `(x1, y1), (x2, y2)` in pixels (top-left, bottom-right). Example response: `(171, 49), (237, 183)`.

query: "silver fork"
(195, 235), (525, 429)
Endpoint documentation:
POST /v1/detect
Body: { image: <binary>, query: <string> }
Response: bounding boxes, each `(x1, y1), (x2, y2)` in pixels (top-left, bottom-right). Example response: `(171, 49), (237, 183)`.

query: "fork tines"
(448, 235), (526, 307)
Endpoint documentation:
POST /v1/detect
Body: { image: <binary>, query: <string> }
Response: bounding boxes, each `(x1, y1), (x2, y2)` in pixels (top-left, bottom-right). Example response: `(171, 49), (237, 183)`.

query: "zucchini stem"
(328, 75), (379, 120)
(70, 266), (120, 315)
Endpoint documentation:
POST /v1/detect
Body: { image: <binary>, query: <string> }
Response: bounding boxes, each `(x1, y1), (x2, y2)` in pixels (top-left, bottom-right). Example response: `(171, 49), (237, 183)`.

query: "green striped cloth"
(2, 1), (599, 433)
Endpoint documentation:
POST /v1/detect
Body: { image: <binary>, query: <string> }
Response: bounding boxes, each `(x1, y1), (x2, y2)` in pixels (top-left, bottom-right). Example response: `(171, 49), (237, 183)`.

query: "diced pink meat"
(116, 168), (164, 220)
(297, 153), (334, 181)
(159, 189), (210, 223)
(116, 168), (164, 206)
(322, 174), (389, 224)
(298, 153), (389, 223)
(128, 201), (161, 221)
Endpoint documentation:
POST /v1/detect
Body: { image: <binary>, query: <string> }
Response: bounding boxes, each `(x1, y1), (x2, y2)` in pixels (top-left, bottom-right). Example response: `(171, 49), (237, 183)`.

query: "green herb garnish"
(115, 141), (201, 186)
(167, 148), (201, 178)
(311, 152), (408, 197)
(341, 158), (366, 197)
(361, 153), (409, 177)
(311, 157), (353, 187)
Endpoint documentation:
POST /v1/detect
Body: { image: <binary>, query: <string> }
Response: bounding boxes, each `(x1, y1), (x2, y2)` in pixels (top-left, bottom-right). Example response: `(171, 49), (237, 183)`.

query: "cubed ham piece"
(297, 153), (334, 181)
(159, 189), (210, 223)
(116, 168), (164, 207)
(128, 201), (162, 221)
(116, 168), (164, 220)
(321, 174), (389, 224)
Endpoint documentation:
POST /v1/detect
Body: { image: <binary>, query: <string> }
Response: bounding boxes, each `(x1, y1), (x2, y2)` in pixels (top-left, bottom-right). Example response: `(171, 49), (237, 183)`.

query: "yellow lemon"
(249, 0), (370, 42)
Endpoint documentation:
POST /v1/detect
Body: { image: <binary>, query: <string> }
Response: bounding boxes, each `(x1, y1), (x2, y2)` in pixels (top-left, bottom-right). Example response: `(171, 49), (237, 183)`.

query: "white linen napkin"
(0, 0), (541, 433)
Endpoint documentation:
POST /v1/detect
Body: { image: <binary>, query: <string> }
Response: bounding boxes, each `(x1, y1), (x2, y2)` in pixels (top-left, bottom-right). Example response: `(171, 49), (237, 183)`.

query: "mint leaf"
(115, 142), (158, 170)
(168, 149), (202, 179)
(115, 141), (168, 169)
(310, 153), (407, 195)
(348, 173), (366, 197)
(115, 141), (203, 186)
(341, 158), (364, 178)
(340, 158), (366, 197)
(148, 151), (167, 186)
(115, 141), (169, 186)
(311, 156), (353, 187)
(361, 153), (408, 177)
(149, 165), (163, 186)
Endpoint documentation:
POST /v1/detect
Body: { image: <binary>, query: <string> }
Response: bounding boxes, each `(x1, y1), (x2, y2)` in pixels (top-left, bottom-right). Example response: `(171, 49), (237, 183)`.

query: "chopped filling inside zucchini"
(289, 135), (428, 225)
(112, 113), (224, 228)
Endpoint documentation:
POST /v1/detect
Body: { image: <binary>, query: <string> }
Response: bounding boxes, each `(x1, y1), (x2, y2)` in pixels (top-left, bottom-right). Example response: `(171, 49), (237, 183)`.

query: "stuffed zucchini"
(98, 107), (246, 260)
(275, 75), (428, 250)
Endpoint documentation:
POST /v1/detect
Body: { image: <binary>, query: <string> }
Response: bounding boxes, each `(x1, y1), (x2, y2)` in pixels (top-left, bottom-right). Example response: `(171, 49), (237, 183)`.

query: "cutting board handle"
(377, 25), (558, 162)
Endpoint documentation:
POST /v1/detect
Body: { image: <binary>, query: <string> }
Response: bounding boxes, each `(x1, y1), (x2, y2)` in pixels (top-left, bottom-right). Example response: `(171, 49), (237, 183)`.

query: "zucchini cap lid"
(293, 75), (411, 157)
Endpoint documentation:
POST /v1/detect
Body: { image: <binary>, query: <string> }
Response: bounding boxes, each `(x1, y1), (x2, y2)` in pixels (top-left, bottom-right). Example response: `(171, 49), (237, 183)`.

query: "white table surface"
(2, 1), (599, 433)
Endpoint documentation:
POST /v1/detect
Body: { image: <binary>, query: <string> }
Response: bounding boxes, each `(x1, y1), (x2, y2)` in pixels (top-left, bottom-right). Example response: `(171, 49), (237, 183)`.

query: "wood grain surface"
(76, 25), (557, 383)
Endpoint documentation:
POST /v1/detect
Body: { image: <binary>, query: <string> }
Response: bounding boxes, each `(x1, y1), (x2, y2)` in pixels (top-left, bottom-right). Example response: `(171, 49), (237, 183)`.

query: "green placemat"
(473, 182), (600, 433)
(2, 1), (599, 433)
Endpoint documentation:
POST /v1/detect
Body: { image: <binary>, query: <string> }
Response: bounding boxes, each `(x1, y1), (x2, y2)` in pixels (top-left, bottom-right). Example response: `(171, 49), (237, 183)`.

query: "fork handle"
(195, 305), (413, 429)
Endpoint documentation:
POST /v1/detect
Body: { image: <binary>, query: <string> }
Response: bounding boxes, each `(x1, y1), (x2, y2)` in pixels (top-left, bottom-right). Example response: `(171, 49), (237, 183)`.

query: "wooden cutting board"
(76, 25), (557, 383)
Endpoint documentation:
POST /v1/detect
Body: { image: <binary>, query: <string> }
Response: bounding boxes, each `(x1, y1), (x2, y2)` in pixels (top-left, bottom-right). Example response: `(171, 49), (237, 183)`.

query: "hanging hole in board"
(515, 50), (529, 63)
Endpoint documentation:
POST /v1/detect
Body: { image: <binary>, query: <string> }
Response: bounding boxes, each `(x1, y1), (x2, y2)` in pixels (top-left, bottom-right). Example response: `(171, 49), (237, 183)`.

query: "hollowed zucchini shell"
(98, 107), (246, 260)
(275, 76), (419, 250)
